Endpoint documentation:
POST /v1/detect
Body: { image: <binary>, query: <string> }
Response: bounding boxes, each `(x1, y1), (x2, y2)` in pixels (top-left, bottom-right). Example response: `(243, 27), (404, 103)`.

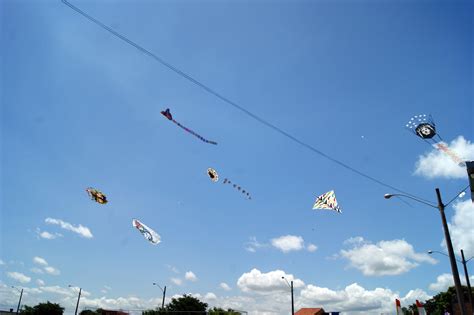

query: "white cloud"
(45, 217), (93, 238)
(44, 266), (61, 275)
(33, 256), (48, 266)
(7, 271), (31, 283)
(171, 278), (183, 286)
(245, 236), (267, 252)
(0, 259), (5, 265)
(307, 244), (318, 252)
(271, 235), (304, 253)
(204, 292), (217, 300)
(340, 237), (436, 276)
(166, 265), (180, 274)
(30, 267), (44, 274)
(446, 200), (474, 257)
(220, 282), (231, 291)
(185, 271), (198, 282)
(415, 136), (474, 179)
(429, 273), (474, 292)
(37, 279), (45, 286)
(38, 230), (63, 240)
(299, 283), (431, 314)
(237, 268), (304, 293)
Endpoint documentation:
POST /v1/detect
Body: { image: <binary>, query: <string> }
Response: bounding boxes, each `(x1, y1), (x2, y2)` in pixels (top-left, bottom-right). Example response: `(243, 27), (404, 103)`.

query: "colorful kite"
(132, 219), (161, 245)
(86, 187), (108, 204)
(406, 114), (466, 167)
(161, 108), (217, 145)
(312, 190), (341, 213)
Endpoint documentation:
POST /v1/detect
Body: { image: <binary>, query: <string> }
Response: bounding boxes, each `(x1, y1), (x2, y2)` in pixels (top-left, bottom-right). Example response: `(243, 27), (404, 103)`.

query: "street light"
(281, 277), (294, 315)
(152, 283), (166, 309)
(68, 285), (82, 315)
(384, 188), (467, 315)
(11, 286), (23, 315)
(428, 249), (474, 310)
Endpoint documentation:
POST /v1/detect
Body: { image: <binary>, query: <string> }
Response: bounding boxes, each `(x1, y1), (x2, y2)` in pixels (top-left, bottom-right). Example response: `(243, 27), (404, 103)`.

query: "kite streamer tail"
(172, 119), (217, 145)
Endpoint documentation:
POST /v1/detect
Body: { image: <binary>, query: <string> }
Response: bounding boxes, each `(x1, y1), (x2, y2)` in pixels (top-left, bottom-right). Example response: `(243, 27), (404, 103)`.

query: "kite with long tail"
(161, 108), (217, 145)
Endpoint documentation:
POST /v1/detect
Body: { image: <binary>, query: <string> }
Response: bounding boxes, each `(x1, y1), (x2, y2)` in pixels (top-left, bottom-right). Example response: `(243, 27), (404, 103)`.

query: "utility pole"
(162, 285), (167, 309)
(290, 280), (294, 315)
(74, 287), (82, 315)
(16, 288), (23, 315)
(436, 188), (466, 315)
(460, 249), (473, 311)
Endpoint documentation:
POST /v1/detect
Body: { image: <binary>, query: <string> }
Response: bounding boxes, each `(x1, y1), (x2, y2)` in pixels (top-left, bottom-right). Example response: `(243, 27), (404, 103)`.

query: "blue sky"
(1, 0), (473, 314)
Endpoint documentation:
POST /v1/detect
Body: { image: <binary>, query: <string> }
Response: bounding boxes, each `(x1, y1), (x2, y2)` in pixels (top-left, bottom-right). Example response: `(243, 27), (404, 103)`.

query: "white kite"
(132, 219), (161, 245)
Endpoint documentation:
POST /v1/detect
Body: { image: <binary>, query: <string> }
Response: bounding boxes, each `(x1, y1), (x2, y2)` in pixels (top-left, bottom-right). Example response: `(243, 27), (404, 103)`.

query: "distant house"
(295, 308), (339, 315)
(295, 308), (326, 315)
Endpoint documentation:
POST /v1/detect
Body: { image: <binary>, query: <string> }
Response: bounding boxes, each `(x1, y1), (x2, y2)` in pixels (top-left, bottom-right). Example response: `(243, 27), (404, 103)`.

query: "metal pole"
(436, 188), (466, 315)
(461, 249), (473, 312)
(291, 281), (294, 315)
(16, 288), (23, 315)
(162, 285), (166, 309)
(74, 288), (82, 315)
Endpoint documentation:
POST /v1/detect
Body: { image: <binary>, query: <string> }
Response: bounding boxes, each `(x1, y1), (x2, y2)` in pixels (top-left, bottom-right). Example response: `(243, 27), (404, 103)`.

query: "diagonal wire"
(445, 185), (470, 207)
(61, 0), (434, 204)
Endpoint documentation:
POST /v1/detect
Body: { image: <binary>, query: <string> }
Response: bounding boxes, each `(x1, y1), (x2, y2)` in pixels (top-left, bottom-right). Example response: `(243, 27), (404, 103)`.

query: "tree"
(208, 307), (240, 315)
(143, 295), (208, 315)
(20, 301), (64, 315)
(166, 294), (208, 313)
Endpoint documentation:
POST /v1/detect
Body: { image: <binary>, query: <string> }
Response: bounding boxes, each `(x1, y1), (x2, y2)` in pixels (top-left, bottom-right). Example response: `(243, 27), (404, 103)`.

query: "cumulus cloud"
(237, 268), (304, 293)
(37, 279), (45, 286)
(429, 273), (474, 292)
(171, 278), (183, 286)
(299, 283), (430, 314)
(185, 271), (198, 282)
(307, 244), (318, 252)
(44, 266), (60, 275)
(33, 257), (48, 266)
(446, 200), (474, 257)
(7, 271), (31, 283)
(219, 282), (231, 291)
(45, 218), (93, 238)
(271, 235), (304, 253)
(340, 237), (436, 276)
(204, 292), (217, 300)
(415, 136), (474, 179)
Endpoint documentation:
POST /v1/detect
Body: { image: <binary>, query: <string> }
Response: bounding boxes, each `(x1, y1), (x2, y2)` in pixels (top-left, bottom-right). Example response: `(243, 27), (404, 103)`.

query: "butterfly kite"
(312, 190), (341, 213)
(406, 114), (465, 167)
(86, 187), (108, 204)
(161, 108), (217, 145)
(207, 168), (252, 200)
(132, 219), (161, 245)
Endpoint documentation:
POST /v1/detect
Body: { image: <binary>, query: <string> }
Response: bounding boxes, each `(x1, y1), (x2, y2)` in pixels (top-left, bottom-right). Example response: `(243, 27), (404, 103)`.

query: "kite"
(207, 168), (251, 199)
(161, 108), (217, 145)
(312, 190), (341, 213)
(86, 187), (108, 204)
(406, 114), (466, 167)
(132, 219), (161, 245)
(207, 168), (219, 182)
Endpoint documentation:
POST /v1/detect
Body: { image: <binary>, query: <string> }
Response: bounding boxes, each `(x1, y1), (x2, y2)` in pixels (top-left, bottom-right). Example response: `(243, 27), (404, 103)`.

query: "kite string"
(61, 0), (432, 204)
(172, 119), (217, 145)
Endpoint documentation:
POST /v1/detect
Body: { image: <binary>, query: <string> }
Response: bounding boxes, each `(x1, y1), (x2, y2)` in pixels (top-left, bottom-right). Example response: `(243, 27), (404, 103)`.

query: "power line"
(61, 0), (432, 203)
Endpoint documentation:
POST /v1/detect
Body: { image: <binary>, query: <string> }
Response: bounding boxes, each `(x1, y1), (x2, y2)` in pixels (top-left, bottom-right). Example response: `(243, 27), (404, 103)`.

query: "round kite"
(86, 187), (108, 204)
(132, 219), (161, 245)
(207, 168), (219, 182)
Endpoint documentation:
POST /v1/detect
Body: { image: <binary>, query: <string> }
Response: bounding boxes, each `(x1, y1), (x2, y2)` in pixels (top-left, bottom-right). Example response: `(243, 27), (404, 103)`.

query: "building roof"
(295, 307), (326, 315)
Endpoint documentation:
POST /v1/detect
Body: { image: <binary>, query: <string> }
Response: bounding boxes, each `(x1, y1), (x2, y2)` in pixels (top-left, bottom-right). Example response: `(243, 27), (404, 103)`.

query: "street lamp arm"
(428, 250), (462, 263)
(384, 193), (437, 208)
